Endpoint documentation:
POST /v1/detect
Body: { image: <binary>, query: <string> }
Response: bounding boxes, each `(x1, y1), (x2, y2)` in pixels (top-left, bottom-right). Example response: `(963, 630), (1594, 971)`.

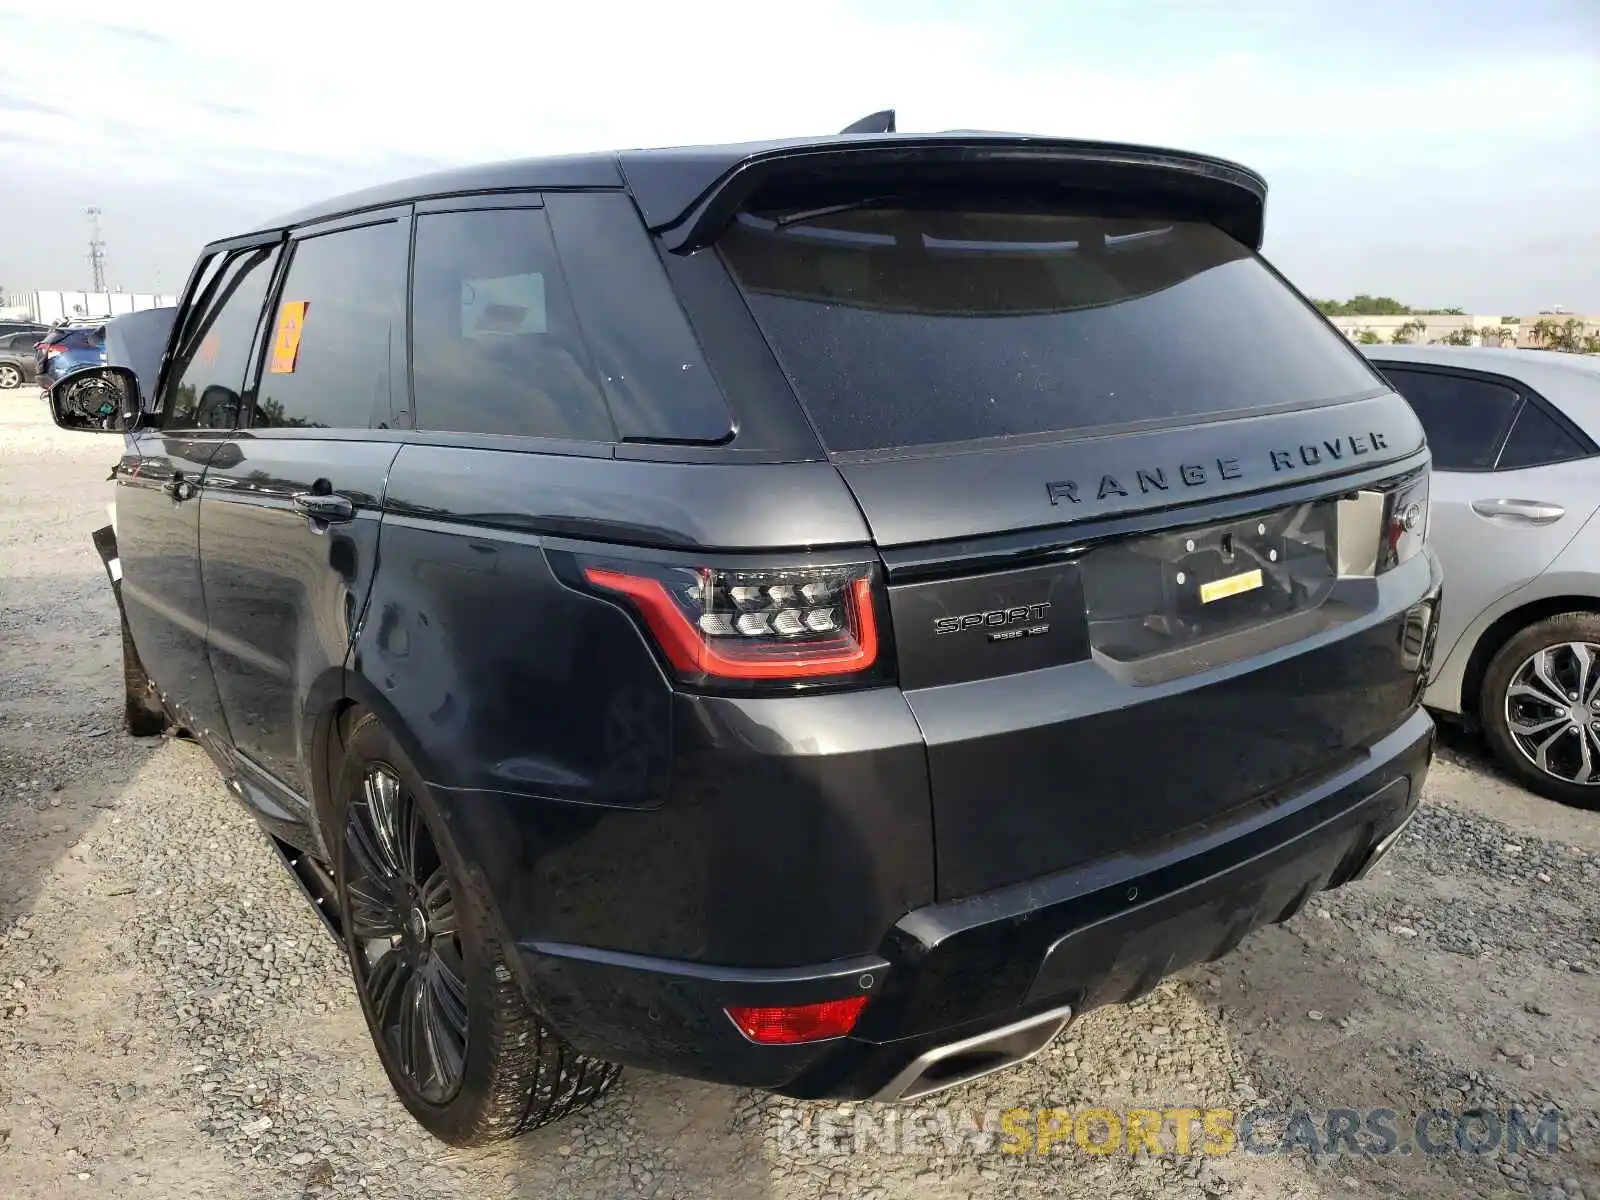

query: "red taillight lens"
(44, 344), (64, 356)
(581, 562), (880, 683)
(726, 996), (868, 1044)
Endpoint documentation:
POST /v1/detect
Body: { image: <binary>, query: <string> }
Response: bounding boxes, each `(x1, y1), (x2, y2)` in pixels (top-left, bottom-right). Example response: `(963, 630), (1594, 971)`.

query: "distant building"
(24, 290), (178, 324)
(1327, 313), (1599, 350)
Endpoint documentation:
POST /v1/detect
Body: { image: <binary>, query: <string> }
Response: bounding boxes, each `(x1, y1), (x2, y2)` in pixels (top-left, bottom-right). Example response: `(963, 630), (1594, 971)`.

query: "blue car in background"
(37, 324), (107, 386)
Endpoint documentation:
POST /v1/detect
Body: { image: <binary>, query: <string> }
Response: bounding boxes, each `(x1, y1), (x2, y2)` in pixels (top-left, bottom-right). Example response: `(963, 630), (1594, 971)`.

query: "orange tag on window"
(267, 300), (309, 374)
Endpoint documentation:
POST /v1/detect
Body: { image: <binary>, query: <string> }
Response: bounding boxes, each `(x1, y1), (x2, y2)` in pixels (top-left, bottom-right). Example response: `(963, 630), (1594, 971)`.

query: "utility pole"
(86, 207), (107, 292)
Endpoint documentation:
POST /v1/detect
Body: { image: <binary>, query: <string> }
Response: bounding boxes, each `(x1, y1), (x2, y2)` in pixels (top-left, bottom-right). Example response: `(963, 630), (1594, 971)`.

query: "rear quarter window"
(718, 202), (1381, 453)
(1495, 400), (1593, 470)
(544, 193), (731, 443)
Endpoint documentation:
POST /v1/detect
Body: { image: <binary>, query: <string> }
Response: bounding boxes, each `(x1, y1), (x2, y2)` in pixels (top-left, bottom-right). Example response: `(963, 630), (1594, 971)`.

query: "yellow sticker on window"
(267, 300), (309, 374)
(1199, 568), (1264, 604)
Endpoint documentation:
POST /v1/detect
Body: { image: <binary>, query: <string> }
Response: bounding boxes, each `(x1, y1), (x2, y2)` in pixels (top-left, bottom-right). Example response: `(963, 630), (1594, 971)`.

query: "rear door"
(718, 197), (1430, 899)
(198, 210), (409, 807)
(1374, 363), (1600, 670)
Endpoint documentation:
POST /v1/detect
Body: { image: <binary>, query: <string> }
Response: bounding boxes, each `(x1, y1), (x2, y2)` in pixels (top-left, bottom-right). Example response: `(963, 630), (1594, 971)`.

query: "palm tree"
(1530, 317), (1593, 353)
(1389, 318), (1428, 345)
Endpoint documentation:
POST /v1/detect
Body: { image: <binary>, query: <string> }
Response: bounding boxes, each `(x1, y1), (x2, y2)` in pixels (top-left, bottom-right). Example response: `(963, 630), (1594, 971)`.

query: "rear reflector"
(725, 996), (868, 1044)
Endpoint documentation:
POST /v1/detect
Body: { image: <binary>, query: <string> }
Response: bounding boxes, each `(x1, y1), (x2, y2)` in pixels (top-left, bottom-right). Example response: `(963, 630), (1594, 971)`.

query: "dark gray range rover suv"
(48, 120), (1441, 1145)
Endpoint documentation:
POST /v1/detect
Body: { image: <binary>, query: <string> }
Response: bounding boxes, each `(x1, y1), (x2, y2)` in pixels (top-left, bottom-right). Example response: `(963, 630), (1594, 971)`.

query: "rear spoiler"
(622, 135), (1267, 253)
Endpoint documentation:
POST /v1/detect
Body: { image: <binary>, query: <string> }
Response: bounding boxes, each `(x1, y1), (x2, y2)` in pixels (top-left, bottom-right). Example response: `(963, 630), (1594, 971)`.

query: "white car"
(1363, 345), (1600, 807)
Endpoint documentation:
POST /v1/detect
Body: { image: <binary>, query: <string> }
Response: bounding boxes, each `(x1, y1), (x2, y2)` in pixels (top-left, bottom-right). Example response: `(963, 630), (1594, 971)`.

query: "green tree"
(1530, 317), (1590, 353)
(1389, 318), (1428, 344)
(252, 396), (315, 428)
(1436, 327), (1475, 346)
(1354, 329), (1383, 344)
(1316, 295), (1415, 316)
(1359, 295), (1410, 315)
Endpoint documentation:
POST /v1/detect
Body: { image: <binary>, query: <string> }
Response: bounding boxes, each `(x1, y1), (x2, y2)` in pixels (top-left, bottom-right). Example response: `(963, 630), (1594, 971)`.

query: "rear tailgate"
(717, 190), (1430, 899)
(851, 413), (1425, 899)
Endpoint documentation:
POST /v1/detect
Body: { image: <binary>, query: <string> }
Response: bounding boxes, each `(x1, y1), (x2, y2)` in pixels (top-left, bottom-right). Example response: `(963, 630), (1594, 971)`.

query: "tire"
(1480, 611), (1600, 810)
(121, 619), (167, 737)
(0, 363), (21, 389)
(330, 709), (620, 1144)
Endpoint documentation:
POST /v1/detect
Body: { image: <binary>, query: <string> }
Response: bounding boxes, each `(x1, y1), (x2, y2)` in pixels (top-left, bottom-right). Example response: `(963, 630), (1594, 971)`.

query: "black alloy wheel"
(332, 709), (621, 1144)
(343, 763), (470, 1105)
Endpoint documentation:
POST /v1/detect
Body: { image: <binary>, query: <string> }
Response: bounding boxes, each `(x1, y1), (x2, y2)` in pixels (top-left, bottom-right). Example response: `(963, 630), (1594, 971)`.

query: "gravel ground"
(1, 386), (1597, 1199)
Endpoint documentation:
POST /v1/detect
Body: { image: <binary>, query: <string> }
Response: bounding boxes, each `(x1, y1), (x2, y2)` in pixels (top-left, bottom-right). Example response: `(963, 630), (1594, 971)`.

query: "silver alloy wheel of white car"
(0, 363), (22, 389)
(1504, 641), (1600, 786)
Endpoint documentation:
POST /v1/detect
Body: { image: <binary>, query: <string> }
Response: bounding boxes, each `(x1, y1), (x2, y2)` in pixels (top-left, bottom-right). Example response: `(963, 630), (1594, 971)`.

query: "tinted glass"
(719, 204), (1381, 452)
(163, 245), (280, 430)
(544, 193), (731, 442)
(1497, 400), (1590, 470)
(1377, 367), (1519, 471)
(411, 207), (614, 440)
(253, 220), (407, 430)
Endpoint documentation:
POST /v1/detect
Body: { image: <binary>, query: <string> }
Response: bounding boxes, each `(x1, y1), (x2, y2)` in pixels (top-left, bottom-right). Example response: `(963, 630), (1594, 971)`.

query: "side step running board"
(269, 836), (343, 943)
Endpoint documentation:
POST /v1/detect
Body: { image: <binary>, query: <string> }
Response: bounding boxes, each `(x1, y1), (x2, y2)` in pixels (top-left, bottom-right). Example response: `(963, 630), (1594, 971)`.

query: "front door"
(199, 211), (410, 802)
(117, 241), (283, 747)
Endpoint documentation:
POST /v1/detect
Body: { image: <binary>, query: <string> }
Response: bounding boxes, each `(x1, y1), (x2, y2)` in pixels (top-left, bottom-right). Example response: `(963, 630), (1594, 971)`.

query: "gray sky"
(1, 0), (1596, 312)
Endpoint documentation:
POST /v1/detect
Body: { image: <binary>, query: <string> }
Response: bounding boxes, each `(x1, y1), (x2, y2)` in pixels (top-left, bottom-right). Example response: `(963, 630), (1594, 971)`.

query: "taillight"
(573, 556), (885, 688)
(726, 996), (868, 1044)
(1379, 472), (1430, 572)
(1335, 468), (1430, 577)
(44, 344), (65, 356)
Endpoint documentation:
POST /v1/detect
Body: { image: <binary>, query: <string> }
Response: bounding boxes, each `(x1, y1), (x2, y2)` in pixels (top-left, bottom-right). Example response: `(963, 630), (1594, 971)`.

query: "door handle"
(1471, 498), (1565, 525)
(162, 474), (196, 502)
(292, 491), (355, 524)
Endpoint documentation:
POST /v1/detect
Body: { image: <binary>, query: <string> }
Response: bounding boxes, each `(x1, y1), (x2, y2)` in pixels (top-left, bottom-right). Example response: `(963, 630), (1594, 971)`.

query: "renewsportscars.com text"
(776, 1105), (1566, 1159)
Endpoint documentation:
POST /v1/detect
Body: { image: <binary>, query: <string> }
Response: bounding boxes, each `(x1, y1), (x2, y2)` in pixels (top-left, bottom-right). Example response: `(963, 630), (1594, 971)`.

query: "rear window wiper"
(770, 193), (907, 228)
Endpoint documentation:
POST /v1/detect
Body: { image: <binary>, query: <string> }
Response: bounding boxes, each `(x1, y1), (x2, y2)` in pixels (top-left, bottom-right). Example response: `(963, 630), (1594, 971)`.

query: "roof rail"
(839, 109), (896, 135)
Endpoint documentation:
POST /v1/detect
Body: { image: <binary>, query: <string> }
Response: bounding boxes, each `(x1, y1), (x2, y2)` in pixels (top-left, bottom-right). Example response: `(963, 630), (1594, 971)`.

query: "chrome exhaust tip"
(873, 1004), (1074, 1102)
(1352, 806), (1419, 881)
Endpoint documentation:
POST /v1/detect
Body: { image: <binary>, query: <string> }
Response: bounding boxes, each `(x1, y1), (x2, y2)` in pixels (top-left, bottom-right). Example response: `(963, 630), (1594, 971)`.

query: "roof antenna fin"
(839, 109), (896, 135)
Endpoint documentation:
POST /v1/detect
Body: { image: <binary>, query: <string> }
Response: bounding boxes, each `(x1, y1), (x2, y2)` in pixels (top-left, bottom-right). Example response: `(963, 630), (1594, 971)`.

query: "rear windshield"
(718, 201), (1381, 453)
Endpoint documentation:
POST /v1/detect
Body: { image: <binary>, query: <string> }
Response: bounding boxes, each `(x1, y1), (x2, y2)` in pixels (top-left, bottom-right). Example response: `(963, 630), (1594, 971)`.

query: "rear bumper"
(516, 707), (1434, 1099)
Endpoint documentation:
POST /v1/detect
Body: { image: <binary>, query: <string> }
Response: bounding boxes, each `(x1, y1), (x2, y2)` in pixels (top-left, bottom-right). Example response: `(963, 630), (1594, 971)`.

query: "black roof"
(256, 131), (1269, 252)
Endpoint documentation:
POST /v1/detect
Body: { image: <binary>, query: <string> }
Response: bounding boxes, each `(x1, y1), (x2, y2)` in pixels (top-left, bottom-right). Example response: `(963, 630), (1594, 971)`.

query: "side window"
(252, 220), (408, 430)
(162, 245), (281, 430)
(1377, 366), (1520, 471)
(410, 207), (614, 440)
(1496, 401), (1592, 471)
(544, 193), (731, 442)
